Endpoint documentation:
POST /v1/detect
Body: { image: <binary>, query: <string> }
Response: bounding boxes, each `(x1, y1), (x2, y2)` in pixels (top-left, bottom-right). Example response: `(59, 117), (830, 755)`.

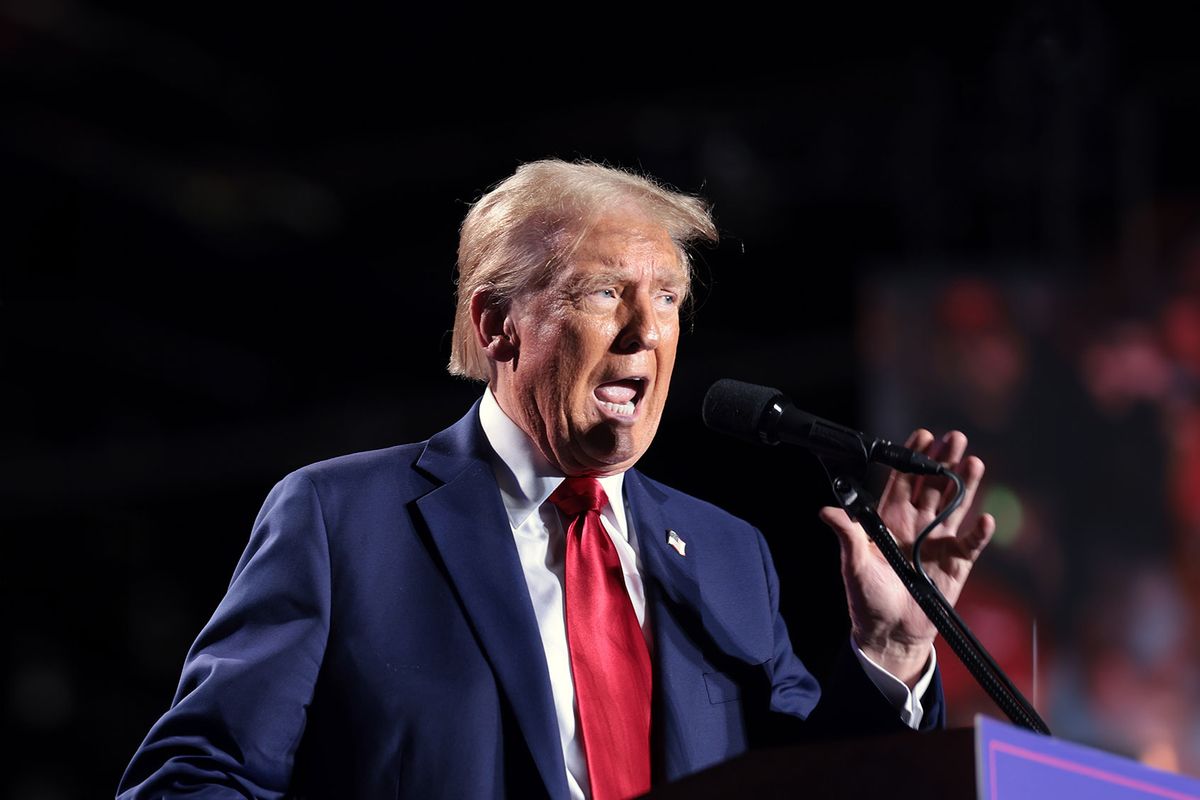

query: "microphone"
(701, 378), (945, 475)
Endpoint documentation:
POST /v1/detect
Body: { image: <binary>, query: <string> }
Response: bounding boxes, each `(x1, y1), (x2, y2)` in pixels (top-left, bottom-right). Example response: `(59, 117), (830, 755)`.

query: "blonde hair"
(448, 159), (718, 380)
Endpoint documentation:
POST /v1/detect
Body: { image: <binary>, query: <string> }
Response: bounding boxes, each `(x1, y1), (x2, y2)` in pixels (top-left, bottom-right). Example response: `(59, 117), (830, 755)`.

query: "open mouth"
(593, 377), (647, 418)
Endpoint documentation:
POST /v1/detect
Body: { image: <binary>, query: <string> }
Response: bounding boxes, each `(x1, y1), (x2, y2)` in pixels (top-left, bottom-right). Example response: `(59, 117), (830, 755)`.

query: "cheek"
(654, 330), (680, 384)
(529, 330), (595, 411)
(560, 325), (615, 383)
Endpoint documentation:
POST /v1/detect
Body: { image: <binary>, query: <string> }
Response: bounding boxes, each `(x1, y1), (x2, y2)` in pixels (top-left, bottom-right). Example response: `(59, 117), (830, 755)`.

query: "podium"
(646, 716), (1200, 799)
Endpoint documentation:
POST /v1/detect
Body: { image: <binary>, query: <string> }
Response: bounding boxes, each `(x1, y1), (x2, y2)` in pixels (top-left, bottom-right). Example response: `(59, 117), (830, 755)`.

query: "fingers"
(913, 431), (968, 515)
(958, 512), (995, 562)
(879, 426), (989, 553)
(879, 428), (935, 507)
(944, 454), (986, 532)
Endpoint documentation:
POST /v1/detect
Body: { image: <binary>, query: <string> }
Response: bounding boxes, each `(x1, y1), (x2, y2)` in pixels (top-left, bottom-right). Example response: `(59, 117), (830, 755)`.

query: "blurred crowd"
(865, 214), (1200, 775)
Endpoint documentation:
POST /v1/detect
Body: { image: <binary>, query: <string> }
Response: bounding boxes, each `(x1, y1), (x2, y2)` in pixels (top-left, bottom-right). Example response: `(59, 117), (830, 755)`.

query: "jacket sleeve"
(751, 527), (823, 722)
(117, 472), (332, 799)
(753, 528), (946, 738)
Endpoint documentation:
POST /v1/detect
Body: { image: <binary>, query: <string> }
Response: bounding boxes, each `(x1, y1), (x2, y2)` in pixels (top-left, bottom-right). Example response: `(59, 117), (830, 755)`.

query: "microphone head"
(702, 379), (786, 444)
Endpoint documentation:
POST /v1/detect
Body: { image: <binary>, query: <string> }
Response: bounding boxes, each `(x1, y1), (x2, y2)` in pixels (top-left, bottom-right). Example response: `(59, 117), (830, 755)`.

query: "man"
(118, 160), (994, 799)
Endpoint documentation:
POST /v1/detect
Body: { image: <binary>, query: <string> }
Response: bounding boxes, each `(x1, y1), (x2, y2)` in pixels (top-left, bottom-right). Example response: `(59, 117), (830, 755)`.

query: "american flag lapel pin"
(667, 529), (687, 557)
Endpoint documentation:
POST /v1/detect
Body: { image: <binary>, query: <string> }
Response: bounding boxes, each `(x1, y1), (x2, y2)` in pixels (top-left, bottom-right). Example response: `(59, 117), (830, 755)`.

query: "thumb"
(818, 506), (870, 570)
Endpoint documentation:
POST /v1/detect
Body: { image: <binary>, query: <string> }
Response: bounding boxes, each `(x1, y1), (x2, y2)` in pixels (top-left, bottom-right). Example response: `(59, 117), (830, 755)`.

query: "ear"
(470, 289), (518, 363)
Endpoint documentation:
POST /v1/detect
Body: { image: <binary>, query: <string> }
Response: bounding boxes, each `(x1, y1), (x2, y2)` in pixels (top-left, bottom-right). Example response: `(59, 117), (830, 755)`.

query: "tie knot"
(548, 477), (608, 517)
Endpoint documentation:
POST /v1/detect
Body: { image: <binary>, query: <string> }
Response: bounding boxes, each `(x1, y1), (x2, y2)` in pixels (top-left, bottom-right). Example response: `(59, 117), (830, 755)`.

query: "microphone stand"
(820, 460), (1051, 734)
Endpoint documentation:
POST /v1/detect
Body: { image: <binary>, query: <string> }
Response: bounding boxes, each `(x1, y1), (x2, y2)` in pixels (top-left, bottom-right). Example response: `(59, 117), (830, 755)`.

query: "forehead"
(563, 212), (686, 283)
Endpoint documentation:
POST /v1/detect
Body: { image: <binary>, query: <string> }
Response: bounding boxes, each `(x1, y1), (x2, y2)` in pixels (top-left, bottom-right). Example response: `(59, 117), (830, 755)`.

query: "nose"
(615, 292), (661, 354)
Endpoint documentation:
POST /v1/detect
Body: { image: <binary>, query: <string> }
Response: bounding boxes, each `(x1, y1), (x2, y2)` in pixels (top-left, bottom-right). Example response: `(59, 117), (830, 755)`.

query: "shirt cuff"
(851, 638), (937, 729)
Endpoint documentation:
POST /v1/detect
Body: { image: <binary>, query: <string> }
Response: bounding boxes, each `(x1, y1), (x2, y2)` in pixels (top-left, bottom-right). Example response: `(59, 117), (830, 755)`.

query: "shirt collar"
(478, 387), (628, 537)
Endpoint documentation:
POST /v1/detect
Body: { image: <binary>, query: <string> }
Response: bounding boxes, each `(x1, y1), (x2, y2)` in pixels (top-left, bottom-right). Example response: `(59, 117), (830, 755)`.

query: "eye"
(657, 291), (679, 307)
(594, 287), (618, 299)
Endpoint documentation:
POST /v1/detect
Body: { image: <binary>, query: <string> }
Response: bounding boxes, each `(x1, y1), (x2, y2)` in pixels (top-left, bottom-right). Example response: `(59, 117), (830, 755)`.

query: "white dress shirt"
(477, 388), (934, 799)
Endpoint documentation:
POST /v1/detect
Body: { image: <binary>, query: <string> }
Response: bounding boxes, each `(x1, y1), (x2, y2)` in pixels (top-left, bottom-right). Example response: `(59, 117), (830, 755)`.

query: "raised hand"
(818, 429), (995, 687)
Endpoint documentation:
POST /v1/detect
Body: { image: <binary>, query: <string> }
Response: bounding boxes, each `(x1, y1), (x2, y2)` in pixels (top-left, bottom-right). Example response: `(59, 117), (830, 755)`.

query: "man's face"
(492, 211), (686, 476)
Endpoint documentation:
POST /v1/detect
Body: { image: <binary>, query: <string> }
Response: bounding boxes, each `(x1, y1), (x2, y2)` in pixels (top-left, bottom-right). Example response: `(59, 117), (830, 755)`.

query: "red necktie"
(549, 477), (652, 800)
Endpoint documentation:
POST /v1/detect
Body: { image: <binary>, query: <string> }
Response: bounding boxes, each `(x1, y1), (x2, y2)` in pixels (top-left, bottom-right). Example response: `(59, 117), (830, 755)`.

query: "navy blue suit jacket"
(118, 402), (944, 798)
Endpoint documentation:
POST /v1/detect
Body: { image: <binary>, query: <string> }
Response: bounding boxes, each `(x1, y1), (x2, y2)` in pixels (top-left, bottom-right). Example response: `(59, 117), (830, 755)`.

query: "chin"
(589, 445), (648, 475)
(568, 440), (630, 474)
(567, 412), (659, 472)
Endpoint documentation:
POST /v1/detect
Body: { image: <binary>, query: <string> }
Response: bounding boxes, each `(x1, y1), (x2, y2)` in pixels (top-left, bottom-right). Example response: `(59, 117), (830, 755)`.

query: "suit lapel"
(626, 470), (777, 780)
(626, 470), (773, 666)
(624, 470), (700, 616)
(415, 404), (570, 800)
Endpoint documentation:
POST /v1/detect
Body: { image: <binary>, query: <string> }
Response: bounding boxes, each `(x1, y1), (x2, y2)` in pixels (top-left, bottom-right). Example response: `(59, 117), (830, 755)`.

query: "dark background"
(6, 3), (1200, 797)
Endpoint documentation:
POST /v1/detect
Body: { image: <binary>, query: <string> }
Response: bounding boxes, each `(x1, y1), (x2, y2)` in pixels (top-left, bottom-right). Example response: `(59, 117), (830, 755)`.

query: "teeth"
(600, 400), (636, 416)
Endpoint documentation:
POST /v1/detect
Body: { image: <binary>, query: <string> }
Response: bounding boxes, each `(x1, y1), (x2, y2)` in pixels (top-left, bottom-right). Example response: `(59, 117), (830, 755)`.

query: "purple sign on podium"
(976, 715), (1200, 800)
